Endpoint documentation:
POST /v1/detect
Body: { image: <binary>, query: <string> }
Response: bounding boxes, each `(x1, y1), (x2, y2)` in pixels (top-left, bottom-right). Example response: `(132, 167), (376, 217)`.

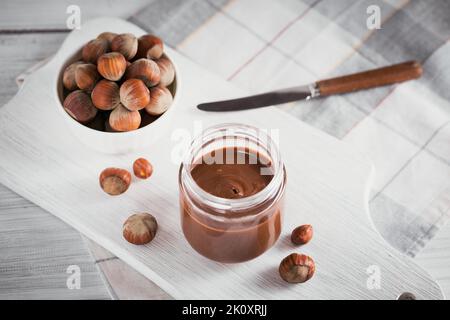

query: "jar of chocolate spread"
(178, 123), (287, 263)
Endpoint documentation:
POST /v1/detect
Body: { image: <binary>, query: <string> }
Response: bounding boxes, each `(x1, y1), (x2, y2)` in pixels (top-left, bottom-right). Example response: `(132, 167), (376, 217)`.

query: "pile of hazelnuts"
(62, 32), (175, 132)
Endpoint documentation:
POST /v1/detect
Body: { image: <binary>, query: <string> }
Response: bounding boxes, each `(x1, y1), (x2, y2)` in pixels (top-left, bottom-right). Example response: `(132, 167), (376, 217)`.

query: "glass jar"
(178, 123), (287, 263)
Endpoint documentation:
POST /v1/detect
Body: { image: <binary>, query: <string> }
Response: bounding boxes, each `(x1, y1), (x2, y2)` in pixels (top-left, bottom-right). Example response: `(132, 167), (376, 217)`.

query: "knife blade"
(197, 84), (319, 112)
(197, 61), (423, 112)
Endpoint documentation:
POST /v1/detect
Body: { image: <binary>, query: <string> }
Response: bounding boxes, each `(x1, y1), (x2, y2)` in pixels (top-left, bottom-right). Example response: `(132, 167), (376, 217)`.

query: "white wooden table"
(0, 0), (448, 299)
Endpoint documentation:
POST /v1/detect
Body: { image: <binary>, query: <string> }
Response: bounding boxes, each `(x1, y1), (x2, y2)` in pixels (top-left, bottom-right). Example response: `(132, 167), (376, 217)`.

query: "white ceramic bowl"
(55, 18), (180, 154)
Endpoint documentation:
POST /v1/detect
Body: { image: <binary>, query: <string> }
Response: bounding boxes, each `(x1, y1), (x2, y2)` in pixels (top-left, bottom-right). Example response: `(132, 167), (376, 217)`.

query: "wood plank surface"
(1, 0), (152, 30)
(0, 184), (111, 299)
(85, 240), (171, 300)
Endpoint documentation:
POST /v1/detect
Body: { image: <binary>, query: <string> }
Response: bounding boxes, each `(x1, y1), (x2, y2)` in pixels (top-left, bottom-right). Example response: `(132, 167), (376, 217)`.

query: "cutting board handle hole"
(397, 292), (416, 300)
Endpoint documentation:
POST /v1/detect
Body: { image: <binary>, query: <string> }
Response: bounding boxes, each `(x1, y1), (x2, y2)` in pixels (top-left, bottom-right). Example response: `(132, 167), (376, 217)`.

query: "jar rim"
(180, 123), (285, 216)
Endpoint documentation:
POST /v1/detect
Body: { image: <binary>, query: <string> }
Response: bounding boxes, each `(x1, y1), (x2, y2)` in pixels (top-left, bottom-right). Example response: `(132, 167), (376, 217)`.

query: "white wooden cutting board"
(0, 17), (443, 299)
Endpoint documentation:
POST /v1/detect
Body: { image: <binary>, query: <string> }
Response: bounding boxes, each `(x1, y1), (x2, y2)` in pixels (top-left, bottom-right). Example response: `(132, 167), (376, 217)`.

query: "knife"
(197, 61), (422, 112)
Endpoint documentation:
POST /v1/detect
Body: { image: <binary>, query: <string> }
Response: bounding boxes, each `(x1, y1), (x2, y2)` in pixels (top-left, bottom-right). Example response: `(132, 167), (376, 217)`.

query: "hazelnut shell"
(82, 38), (109, 64)
(63, 90), (97, 123)
(75, 63), (99, 91)
(97, 52), (127, 81)
(123, 213), (158, 245)
(91, 80), (120, 111)
(109, 103), (141, 132)
(155, 56), (175, 87)
(279, 253), (315, 283)
(133, 158), (153, 179)
(97, 32), (118, 45)
(291, 225), (313, 245)
(144, 85), (172, 116)
(63, 61), (83, 91)
(120, 79), (150, 111)
(99, 167), (131, 196)
(111, 33), (138, 60)
(136, 34), (164, 60)
(125, 58), (161, 87)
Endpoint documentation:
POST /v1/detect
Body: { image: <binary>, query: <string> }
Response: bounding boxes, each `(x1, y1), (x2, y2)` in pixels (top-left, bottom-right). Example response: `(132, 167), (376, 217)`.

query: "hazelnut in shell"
(97, 32), (118, 45)
(99, 167), (131, 196)
(82, 38), (109, 64)
(63, 90), (98, 123)
(97, 52), (127, 81)
(120, 79), (150, 111)
(133, 158), (153, 179)
(63, 61), (83, 91)
(155, 56), (175, 87)
(279, 253), (315, 283)
(109, 103), (141, 132)
(137, 34), (164, 60)
(123, 213), (158, 245)
(125, 58), (161, 87)
(75, 63), (99, 91)
(111, 33), (138, 60)
(91, 80), (120, 111)
(144, 85), (172, 116)
(291, 225), (313, 245)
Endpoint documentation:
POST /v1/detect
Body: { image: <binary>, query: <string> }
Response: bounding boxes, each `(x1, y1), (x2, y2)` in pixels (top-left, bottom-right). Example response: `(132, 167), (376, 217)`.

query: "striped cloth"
(132, 0), (450, 257)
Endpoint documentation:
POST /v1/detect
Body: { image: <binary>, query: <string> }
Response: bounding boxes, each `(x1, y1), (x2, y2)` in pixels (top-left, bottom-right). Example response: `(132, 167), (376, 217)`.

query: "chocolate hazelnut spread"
(179, 146), (286, 263)
(190, 147), (273, 199)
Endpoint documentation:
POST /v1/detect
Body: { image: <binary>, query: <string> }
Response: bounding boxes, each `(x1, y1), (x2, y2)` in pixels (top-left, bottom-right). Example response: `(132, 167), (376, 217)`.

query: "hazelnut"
(62, 61), (83, 91)
(291, 224), (313, 245)
(120, 79), (150, 111)
(99, 167), (131, 196)
(279, 253), (315, 283)
(82, 38), (109, 64)
(123, 213), (157, 245)
(144, 85), (172, 115)
(75, 63), (99, 91)
(91, 80), (120, 111)
(133, 158), (153, 179)
(97, 52), (127, 81)
(111, 33), (138, 60)
(125, 58), (161, 87)
(137, 34), (164, 60)
(109, 103), (141, 132)
(63, 90), (97, 123)
(155, 56), (175, 87)
(97, 32), (118, 45)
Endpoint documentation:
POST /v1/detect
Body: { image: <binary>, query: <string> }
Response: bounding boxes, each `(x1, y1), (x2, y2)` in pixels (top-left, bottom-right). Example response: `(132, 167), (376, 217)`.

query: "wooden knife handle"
(317, 61), (422, 96)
